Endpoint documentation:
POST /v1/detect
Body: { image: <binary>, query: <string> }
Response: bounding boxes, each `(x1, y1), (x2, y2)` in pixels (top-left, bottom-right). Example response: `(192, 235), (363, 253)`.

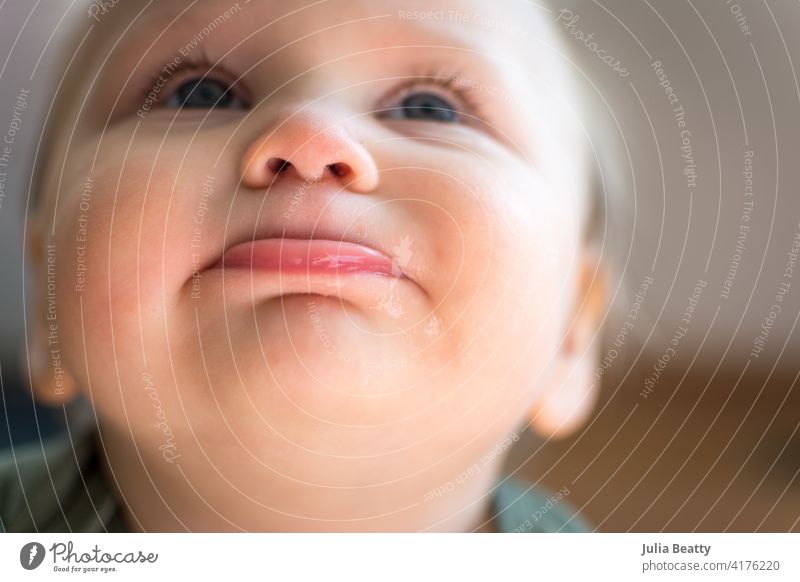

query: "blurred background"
(1, 0), (798, 531)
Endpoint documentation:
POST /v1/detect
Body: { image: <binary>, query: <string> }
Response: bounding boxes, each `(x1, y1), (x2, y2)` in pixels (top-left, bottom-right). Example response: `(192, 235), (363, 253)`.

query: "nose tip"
(242, 110), (379, 193)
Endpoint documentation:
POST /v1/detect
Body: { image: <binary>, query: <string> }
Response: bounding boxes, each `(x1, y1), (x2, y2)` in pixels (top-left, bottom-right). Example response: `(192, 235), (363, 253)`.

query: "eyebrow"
(359, 13), (514, 62)
(87, 1), (239, 103)
(94, 0), (203, 57)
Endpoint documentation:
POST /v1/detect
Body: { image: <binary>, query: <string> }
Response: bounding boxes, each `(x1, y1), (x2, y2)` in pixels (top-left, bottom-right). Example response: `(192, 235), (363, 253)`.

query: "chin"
(221, 305), (407, 381)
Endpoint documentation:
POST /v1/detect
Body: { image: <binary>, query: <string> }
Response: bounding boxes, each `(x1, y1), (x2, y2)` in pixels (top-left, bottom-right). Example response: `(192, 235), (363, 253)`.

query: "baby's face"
(37, 0), (590, 491)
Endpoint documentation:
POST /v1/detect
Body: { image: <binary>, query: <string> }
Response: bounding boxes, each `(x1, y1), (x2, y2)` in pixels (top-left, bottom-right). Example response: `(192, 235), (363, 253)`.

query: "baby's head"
(27, 0), (613, 530)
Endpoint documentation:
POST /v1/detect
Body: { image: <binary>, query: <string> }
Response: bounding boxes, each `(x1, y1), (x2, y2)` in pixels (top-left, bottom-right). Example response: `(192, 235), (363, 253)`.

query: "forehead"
(90, 0), (560, 62)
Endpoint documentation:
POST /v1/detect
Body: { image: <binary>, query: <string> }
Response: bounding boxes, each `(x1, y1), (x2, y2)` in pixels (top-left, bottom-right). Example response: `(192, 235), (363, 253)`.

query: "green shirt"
(0, 431), (590, 533)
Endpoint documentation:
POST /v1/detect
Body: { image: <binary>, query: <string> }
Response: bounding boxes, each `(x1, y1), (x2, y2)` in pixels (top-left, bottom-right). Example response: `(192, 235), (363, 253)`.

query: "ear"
(528, 252), (609, 440)
(22, 215), (78, 406)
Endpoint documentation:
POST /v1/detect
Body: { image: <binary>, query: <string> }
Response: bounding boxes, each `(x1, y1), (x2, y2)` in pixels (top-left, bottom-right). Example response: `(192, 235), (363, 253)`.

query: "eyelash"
(138, 57), (487, 121)
(379, 67), (488, 122)
(137, 53), (246, 108)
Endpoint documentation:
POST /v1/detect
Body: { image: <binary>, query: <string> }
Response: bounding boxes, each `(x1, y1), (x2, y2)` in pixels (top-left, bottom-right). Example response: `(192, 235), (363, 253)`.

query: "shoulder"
(0, 435), (70, 531)
(492, 477), (592, 533)
(0, 430), (123, 532)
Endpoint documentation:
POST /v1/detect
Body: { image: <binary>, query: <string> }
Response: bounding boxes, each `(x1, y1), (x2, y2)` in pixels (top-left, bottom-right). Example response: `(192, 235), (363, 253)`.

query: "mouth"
(205, 234), (420, 312)
(217, 238), (406, 279)
(196, 220), (428, 316)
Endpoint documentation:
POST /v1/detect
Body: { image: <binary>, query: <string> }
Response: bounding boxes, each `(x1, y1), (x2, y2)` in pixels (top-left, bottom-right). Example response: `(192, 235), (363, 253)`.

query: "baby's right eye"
(163, 76), (249, 110)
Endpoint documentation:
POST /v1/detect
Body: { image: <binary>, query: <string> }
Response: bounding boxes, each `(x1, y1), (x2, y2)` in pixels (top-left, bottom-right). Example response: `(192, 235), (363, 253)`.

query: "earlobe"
(528, 256), (609, 440)
(24, 210), (79, 406)
(23, 336), (78, 406)
(527, 345), (601, 440)
(20, 302), (78, 406)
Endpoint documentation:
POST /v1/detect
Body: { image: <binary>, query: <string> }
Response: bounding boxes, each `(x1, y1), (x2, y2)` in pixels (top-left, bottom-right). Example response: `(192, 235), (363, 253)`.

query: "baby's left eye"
(381, 91), (462, 123)
(164, 77), (247, 110)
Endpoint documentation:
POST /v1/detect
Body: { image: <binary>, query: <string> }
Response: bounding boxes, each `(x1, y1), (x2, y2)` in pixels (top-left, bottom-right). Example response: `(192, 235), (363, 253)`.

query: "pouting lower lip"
(217, 238), (406, 278)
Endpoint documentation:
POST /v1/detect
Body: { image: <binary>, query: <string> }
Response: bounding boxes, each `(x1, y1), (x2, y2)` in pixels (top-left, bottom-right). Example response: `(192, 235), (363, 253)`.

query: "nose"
(241, 105), (379, 193)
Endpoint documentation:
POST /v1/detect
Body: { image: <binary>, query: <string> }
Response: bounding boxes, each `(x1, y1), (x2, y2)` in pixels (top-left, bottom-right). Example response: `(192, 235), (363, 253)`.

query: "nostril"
(327, 162), (351, 178)
(264, 158), (353, 181)
(268, 157), (292, 174)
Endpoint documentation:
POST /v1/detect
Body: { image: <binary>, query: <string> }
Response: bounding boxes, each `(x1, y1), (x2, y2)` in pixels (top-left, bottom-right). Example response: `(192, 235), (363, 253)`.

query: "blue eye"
(165, 77), (246, 109)
(387, 92), (460, 123)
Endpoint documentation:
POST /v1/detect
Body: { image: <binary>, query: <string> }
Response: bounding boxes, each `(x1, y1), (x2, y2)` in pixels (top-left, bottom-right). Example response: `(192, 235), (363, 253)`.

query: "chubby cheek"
(420, 163), (583, 422)
(428, 168), (580, 352)
(50, 136), (234, 417)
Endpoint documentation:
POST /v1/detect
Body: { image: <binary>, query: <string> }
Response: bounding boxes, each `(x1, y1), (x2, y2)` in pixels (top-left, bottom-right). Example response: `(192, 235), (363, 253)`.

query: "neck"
(98, 425), (505, 533)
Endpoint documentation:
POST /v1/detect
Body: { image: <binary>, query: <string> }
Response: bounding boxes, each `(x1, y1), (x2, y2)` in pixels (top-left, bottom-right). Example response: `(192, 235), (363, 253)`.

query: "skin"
(27, 0), (607, 532)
